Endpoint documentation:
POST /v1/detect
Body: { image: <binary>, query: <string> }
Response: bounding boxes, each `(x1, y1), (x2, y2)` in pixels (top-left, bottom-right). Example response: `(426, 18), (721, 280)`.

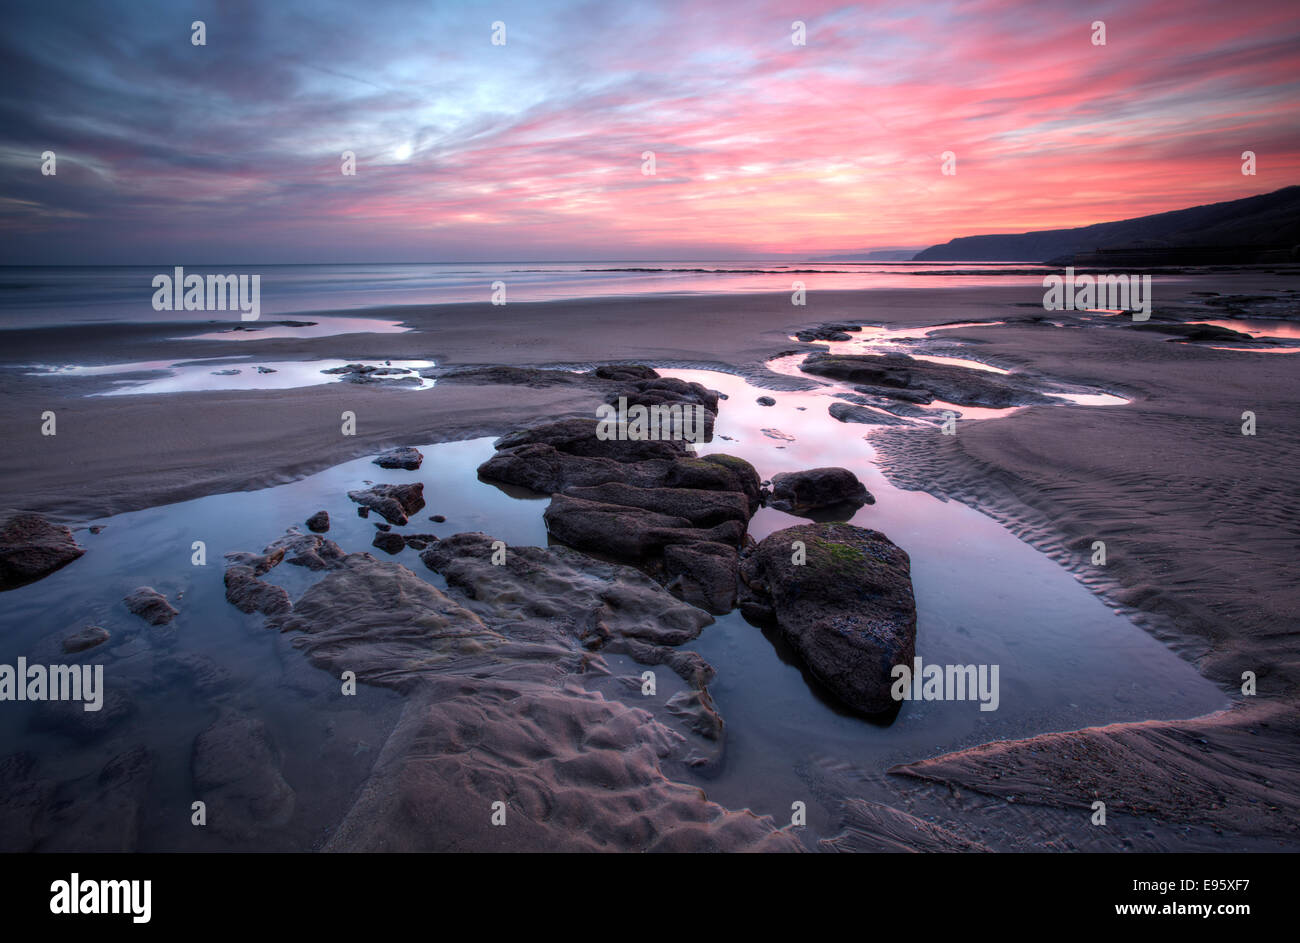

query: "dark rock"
(374, 523), (391, 532)
(496, 417), (689, 463)
(223, 566), (292, 619)
(663, 542), (739, 615)
(544, 495), (744, 561)
(371, 531), (406, 555)
(563, 482), (750, 528)
(430, 515), (446, 523)
(222, 547), (285, 576)
(62, 626), (109, 654)
(373, 446), (423, 470)
(739, 523), (916, 714)
(854, 384), (935, 404)
(756, 396), (776, 406)
(123, 587), (178, 625)
(769, 467), (874, 516)
(665, 454), (763, 514)
(829, 401), (911, 425)
(0, 513), (85, 591)
(804, 352), (1055, 407)
(593, 364), (660, 381)
(478, 443), (672, 495)
(265, 532), (347, 570)
(347, 483), (425, 525)
(1130, 322), (1254, 342)
(615, 377), (720, 414)
(305, 511), (330, 533)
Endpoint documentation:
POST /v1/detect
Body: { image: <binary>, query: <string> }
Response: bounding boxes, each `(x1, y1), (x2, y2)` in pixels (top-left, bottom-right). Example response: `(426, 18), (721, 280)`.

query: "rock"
(756, 396), (776, 406)
(211, 368), (241, 376)
(430, 515), (446, 523)
(373, 446), (423, 470)
(371, 531), (406, 555)
(739, 523), (916, 714)
(663, 542), (739, 615)
(192, 711), (295, 840)
(854, 384), (935, 404)
(223, 566), (292, 619)
(421, 533), (714, 650)
(1130, 322), (1255, 342)
(615, 377), (720, 414)
(829, 401), (911, 425)
(769, 467), (874, 517)
(374, 523), (391, 532)
(544, 495), (743, 562)
(496, 417), (689, 463)
(222, 546), (285, 576)
(593, 364), (660, 381)
(305, 511), (330, 533)
(0, 513), (85, 591)
(275, 540), (795, 851)
(255, 366), (277, 374)
(62, 626), (109, 654)
(563, 482), (750, 528)
(123, 587), (178, 625)
(347, 483), (425, 525)
(665, 454), (763, 515)
(803, 352), (1055, 408)
(265, 531), (347, 570)
(795, 322), (861, 342)
(478, 443), (673, 495)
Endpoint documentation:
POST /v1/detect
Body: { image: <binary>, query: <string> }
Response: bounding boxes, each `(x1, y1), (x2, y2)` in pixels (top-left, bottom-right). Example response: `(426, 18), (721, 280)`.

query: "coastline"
(2, 273), (1297, 849)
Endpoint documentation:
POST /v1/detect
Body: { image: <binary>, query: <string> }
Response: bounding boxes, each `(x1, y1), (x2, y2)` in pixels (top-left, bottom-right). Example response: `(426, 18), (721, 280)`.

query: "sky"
(0, 0), (1297, 263)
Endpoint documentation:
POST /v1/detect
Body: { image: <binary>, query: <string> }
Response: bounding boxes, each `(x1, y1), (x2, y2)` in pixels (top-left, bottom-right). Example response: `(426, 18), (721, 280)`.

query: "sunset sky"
(1, 0), (1297, 263)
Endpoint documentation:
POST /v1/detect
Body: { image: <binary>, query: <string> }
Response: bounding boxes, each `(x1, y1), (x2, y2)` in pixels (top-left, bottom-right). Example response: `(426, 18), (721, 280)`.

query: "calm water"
(0, 262), (1053, 327)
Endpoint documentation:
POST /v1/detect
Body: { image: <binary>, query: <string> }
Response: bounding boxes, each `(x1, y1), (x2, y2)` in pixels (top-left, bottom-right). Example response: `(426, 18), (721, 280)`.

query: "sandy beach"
(2, 269), (1296, 852)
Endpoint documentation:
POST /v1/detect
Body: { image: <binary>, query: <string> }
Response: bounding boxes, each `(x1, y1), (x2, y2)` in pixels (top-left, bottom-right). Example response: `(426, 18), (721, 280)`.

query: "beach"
(1, 268), (1297, 852)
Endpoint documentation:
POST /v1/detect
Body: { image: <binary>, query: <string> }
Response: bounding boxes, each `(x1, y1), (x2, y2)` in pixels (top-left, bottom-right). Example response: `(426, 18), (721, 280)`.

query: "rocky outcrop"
(829, 401), (911, 425)
(224, 565), (292, 618)
(373, 446), (423, 470)
(739, 523), (917, 715)
(0, 514), (84, 591)
(265, 531), (348, 570)
(305, 510), (330, 533)
(270, 539), (798, 851)
(768, 467), (874, 517)
(543, 495), (744, 562)
(804, 351), (1055, 408)
(347, 483), (425, 525)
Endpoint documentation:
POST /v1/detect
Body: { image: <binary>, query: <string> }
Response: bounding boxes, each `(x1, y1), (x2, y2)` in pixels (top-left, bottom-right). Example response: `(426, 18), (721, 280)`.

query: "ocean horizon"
(0, 261), (1053, 326)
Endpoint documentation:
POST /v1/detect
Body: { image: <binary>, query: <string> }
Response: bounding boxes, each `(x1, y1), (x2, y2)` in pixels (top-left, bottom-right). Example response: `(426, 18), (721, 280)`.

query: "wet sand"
(2, 272), (1297, 849)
